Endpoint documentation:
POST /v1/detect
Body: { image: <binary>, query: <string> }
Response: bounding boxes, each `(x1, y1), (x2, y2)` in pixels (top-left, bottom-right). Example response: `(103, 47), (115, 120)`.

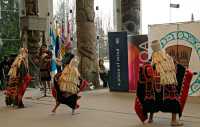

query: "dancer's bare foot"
(148, 119), (153, 123)
(71, 109), (80, 115)
(72, 109), (75, 115)
(51, 102), (60, 113)
(171, 121), (184, 126)
(52, 109), (56, 113)
(51, 108), (57, 114)
(171, 113), (183, 126)
(72, 104), (80, 115)
(148, 113), (154, 123)
(78, 96), (81, 100)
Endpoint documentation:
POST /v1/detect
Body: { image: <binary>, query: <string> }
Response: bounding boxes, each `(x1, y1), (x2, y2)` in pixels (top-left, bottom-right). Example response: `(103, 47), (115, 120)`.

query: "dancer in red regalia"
(5, 48), (32, 108)
(135, 40), (193, 126)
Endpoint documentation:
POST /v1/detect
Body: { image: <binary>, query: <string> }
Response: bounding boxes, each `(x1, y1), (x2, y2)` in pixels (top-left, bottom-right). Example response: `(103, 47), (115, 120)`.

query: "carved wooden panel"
(121, 0), (140, 35)
(25, 0), (38, 16)
(20, 16), (47, 31)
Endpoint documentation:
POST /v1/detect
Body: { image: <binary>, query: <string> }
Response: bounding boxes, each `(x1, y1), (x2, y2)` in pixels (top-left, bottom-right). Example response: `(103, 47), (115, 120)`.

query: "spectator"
(39, 44), (52, 96)
(99, 58), (108, 88)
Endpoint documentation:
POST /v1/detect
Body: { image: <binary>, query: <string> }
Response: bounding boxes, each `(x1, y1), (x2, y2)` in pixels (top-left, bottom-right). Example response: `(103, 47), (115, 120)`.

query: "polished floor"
(0, 89), (200, 127)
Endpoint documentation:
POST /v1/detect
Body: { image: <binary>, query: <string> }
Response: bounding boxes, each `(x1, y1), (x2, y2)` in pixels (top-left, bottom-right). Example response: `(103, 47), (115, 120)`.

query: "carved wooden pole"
(24, 0), (40, 55)
(22, 0), (42, 86)
(76, 0), (100, 87)
(121, 0), (140, 35)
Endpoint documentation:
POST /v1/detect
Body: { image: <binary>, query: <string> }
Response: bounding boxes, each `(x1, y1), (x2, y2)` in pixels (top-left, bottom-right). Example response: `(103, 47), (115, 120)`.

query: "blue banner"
(108, 32), (129, 91)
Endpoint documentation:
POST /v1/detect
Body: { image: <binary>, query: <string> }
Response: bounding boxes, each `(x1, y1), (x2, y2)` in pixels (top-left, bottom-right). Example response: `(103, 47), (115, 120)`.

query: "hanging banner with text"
(108, 32), (129, 91)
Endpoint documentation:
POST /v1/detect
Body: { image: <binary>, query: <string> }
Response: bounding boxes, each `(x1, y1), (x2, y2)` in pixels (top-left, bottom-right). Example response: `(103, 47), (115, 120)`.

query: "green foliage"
(0, 0), (20, 60)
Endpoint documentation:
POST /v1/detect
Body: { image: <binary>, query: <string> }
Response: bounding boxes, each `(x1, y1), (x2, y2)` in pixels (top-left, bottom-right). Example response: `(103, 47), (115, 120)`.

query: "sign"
(128, 35), (148, 92)
(108, 32), (129, 91)
(170, 3), (180, 8)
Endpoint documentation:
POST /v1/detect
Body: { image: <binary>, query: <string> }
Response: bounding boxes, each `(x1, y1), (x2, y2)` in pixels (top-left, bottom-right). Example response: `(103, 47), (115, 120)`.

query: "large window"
(0, 0), (20, 59)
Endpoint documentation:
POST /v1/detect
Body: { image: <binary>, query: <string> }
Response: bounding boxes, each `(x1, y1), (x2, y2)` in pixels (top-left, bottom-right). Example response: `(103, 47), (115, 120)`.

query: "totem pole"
(76, 0), (100, 88)
(21, 0), (47, 86)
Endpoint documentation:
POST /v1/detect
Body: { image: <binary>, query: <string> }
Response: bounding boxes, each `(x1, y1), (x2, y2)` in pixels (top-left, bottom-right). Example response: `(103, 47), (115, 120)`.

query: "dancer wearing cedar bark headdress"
(5, 48), (32, 108)
(52, 55), (88, 115)
(134, 40), (193, 126)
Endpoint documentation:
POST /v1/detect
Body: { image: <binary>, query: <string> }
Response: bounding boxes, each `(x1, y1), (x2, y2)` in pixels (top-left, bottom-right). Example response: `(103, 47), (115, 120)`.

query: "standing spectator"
(0, 56), (12, 90)
(39, 44), (52, 96)
(99, 58), (108, 88)
(0, 58), (5, 90)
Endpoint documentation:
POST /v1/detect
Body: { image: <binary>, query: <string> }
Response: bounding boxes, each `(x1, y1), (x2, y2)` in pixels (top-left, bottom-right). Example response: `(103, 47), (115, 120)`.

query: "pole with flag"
(49, 22), (56, 47)
(61, 20), (65, 44)
(169, 0), (180, 22)
(60, 20), (66, 57)
(65, 18), (72, 50)
(60, 15), (72, 58)
(49, 21), (57, 74)
(55, 21), (62, 72)
(55, 21), (60, 58)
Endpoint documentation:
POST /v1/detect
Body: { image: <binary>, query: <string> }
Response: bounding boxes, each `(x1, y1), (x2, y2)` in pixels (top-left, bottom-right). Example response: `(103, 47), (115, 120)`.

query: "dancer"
(52, 55), (88, 115)
(5, 48), (32, 108)
(135, 40), (193, 126)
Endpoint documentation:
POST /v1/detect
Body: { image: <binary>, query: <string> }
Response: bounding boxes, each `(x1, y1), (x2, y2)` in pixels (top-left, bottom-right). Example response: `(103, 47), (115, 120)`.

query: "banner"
(108, 32), (129, 91)
(148, 21), (200, 96)
(128, 35), (148, 92)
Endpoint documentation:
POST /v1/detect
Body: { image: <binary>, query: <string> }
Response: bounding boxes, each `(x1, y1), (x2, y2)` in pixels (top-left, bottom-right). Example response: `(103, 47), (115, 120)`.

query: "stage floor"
(0, 89), (200, 127)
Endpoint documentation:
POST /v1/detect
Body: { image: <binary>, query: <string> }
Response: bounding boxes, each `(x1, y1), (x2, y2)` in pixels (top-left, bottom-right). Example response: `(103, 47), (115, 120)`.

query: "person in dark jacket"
(99, 58), (108, 88)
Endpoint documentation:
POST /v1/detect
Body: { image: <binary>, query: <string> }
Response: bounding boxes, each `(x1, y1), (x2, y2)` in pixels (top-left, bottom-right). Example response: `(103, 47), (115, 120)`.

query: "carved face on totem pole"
(76, 0), (95, 22)
(121, 0), (140, 34)
(25, 0), (38, 16)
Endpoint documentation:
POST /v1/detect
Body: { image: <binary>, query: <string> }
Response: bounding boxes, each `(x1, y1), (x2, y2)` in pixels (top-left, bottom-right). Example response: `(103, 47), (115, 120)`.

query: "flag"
(49, 22), (56, 47)
(55, 22), (60, 58)
(49, 22), (57, 73)
(65, 19), (72, 49)
(60, 20), (66, 57)
(55, 35), (60, 58)
(60, 21), (65, 43)
(170, 3), (180, 8)
(60, 18), (72, 57)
